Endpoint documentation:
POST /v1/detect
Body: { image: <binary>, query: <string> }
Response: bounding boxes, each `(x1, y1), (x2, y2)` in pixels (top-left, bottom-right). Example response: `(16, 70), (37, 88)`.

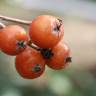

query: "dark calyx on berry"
(32, 64), (41, 72)
(53, 19), (62, 32)
(16, 40), (27, 49)
(58, 18), (62, 24)
(65, 57), (72, 63)
(40, 49), (53, 59)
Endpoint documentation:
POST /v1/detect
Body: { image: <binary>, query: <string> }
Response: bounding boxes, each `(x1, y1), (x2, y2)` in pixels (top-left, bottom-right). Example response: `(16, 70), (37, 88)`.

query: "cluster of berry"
(0, 15), (71, 79)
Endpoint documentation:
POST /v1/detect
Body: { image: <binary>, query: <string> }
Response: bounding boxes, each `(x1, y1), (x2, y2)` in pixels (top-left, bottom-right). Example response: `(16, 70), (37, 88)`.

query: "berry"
(0, 25), (28, 55)
(46, 43), (71, 70)
(15, 47), (45, 79)
(29, 15), (64, 48)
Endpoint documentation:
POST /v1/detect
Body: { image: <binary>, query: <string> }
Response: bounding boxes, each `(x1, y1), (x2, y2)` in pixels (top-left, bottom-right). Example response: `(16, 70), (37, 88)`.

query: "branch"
(0, 15), (31, 25)
(0, 15), (41, 51)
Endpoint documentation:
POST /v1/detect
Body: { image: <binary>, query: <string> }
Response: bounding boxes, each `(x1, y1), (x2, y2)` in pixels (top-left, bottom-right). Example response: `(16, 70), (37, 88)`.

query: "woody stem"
(0, 15), (44, 52)
(0, 15), (31, 25)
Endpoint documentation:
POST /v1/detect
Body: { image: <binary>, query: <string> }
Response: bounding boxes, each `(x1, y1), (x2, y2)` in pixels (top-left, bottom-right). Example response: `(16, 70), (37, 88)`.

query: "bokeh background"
(0, 0), (96, 96)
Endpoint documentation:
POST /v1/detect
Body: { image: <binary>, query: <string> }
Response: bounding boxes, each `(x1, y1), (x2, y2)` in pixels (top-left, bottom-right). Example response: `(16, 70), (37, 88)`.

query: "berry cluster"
(0, 15), (71, 79)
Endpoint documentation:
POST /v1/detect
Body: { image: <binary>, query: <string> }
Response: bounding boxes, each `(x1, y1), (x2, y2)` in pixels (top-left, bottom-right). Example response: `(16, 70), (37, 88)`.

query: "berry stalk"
(27, 41), (41, 51)
(0, 22), (6, 28)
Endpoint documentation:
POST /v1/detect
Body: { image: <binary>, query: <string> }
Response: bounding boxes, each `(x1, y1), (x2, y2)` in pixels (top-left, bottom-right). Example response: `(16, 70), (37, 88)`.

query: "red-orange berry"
(46, 43), (71, 70)
(15, 47), (46, 79)
(0, 25), (28, 55)
(29, 15), (64, 48)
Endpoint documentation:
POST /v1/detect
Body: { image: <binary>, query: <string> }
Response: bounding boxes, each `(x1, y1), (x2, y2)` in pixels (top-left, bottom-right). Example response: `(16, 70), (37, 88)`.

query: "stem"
(0, 15), (42, 52)
(0, 15), (41, 51)
(27, 40), (41, 51)
(0, 22), (6, 28)
(0, 15), (31, 25)
(29, 44), (41, 51)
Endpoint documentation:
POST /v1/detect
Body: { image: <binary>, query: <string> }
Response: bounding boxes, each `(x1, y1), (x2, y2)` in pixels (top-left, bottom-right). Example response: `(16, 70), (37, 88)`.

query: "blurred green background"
(0, 0), (96, 96)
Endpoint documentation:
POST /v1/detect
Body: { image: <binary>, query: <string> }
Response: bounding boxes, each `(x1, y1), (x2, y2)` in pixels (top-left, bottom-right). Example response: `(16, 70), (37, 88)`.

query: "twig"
(0, 15), (40, 51)
(0, 15), (31, 25)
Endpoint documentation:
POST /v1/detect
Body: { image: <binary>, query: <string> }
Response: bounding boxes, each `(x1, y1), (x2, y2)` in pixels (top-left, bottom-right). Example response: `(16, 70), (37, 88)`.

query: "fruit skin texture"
(15, 47), (45, 79)
(29, 15), (64, 48)
(46, 43), (70, 70)
(0, 25), (28, 55)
